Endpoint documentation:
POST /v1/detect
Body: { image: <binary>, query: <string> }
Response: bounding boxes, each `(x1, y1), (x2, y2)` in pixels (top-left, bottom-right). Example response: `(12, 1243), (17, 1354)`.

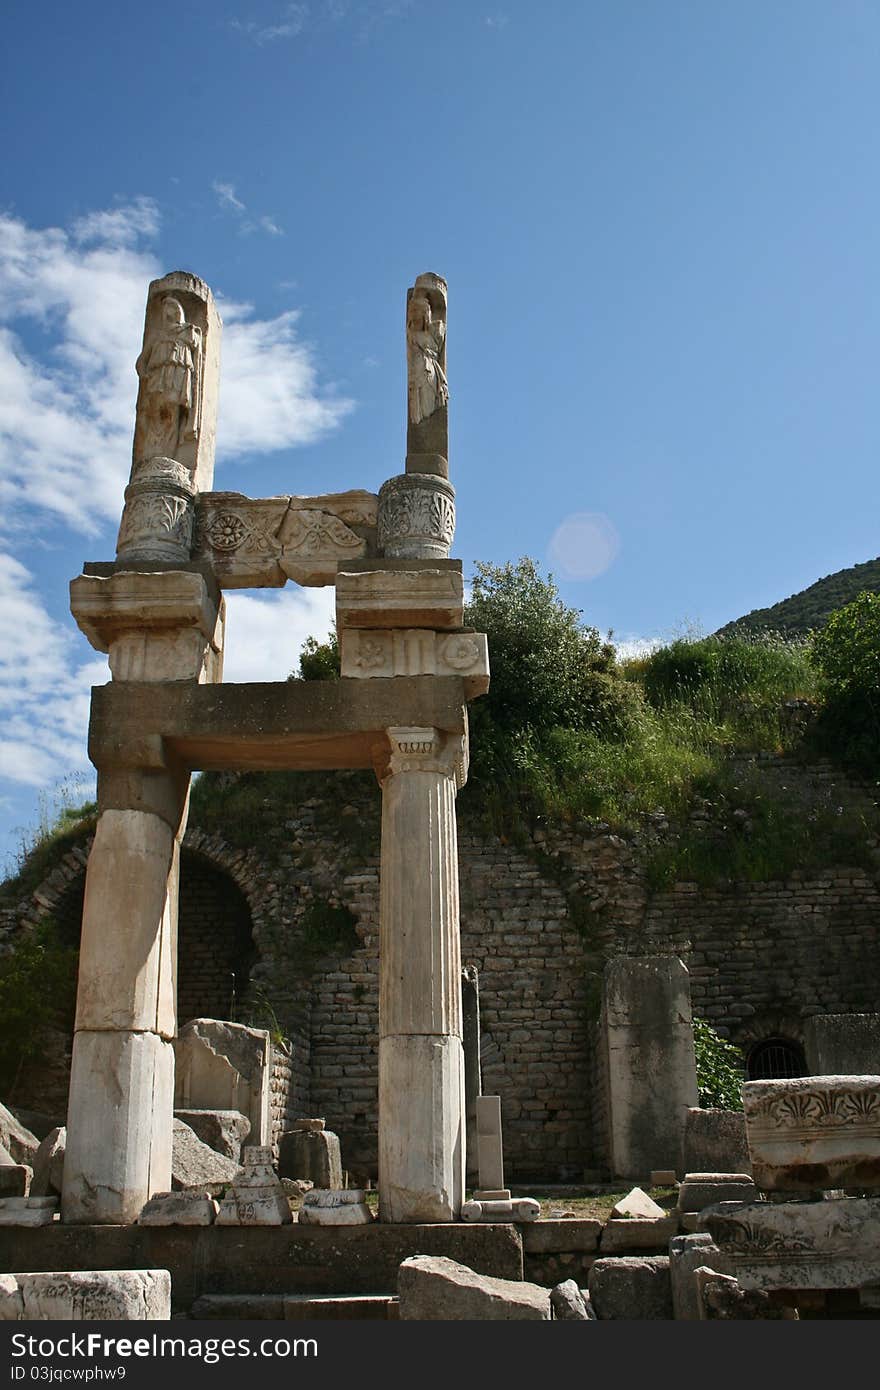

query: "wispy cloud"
(230, 2), (309, 44)
(485, 11), (509, 29)
(0, 201), (352, 536)
(211, 179), (284, 237)
(229, 0), (413, 45)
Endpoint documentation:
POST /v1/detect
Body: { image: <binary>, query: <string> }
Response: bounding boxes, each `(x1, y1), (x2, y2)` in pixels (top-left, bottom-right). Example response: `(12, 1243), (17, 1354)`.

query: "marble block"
(743, 1075), (880, 1191)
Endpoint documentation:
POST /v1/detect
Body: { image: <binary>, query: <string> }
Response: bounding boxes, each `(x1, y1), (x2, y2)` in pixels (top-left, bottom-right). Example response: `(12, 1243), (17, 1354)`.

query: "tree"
(292, 632), (339, 682)
(810, 591), (880, 771)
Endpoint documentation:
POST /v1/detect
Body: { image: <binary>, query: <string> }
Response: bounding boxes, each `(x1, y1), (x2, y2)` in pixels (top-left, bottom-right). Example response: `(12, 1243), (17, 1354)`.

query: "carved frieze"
(341, 628), (489, 699)
(743, 1076), (880, 1191)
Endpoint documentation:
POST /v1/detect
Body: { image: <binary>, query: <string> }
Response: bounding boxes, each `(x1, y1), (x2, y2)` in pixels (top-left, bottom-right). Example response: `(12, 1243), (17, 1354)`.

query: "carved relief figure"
(135, 296), (202, 462)
(407, 291), (448, 424)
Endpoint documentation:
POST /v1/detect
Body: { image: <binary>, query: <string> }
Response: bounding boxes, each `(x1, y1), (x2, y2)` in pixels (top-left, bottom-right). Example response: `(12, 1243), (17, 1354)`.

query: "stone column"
(461, 965), (482, 1185)
(64, 571), (224, 1223)
(378, 726), (468, 1223)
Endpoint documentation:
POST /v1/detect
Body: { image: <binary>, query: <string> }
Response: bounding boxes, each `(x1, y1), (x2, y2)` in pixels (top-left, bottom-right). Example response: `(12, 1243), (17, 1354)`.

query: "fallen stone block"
(588, 1257), (673, 1320)
(684, 1108), (751, 1176)
(398, 1255), (551, 1320)
(139, 1191), (219, 1226)
(522, 1218), (602, 1254)
(678, 1172), (757, 1212)
(279, 1125), (342, 1188)
(612, 1187), (666, 1219)
(299, 1188), (372, 1226)
(460, 1197), (540, 1223)
(0, 1103), (38, 1167)
(174, 1109), (250, 1162)
(600, 1215), (679, 1253)
(669, 1233), (729, 1320)
(743, 1075), (880, 1191)
(695, 1267), (796, 1319)
(0, 1166), (31, 1199)
(550, 1279), (592, 1320)
(0, 1270), (170, 1320)
(30, 1126), (65, 1198)
(171, 1118), (241, 1193)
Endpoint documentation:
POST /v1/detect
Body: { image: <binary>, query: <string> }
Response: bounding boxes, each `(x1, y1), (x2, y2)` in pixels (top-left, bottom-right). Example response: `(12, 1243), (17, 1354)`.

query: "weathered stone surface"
(336, 565), (464, 630)
(341, 627), (488, 698)
(704, 1196), (880, 1291)
(650, 1170), (678, 1187)
(70, 571), (223, 683)
(174, 1018), (271, 1147)
(521, 1219), (602, 1254)
(398, 1256), (550, 1321)
(684, 1108), (752, 1177)
(743, 1075), (880, 1191)
(30, 1126), (65, 1197)
(695, 1267), (795, 1319)
(298, 1189), (373, 1226)
(460, 1198), (539, 1223)
(0, 1222), (522, 1311)
(172, 1118), (240, 1193)
(0, 1269), (170, 1321)
(63, 1031), (174, 1225)
(0, 1202), (56, 1227)
(550, 1279), (592, 1320)
(804, 1014), (880, 1076)
(289, 1118), (325, 1133)
(378, 474), (455, 562)
(669, 1233), (729, 1320)
(139, 1191), (218, 1226)
(278, 1127), (342, 1188)
(213, 1143), (292, 1225)
(678, 1173), (757, 1212)
(0, 1103), (38, 1167)
(378, 1034), (464, 1224)
(612, 1187), (666, 1219)
(600, 1215), (679, 1253)
(405, 272), (449, 472)
(474, 1094), (505, 1196)
(588, 1256), (673, 1320)
(174, 1109), (250, 1162)
(600, 956), (698, 1179)
(0, 1166), (31, 1198)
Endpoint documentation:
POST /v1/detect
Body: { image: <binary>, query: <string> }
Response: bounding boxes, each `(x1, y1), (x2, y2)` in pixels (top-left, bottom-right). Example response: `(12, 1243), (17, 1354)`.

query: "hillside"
(718, 556), (880, 638)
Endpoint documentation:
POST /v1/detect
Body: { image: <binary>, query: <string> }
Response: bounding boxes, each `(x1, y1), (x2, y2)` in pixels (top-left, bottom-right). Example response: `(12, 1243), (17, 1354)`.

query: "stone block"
(336, 566), (464, 630)
(172, 1118), (240, 1193)
(174, 1018), (271, 1146)
(550, 1280), (593, 1320)
(378, 1034), (464, 1223)
(0, 1103), (38, 1167)
(475, 1095), (505, 1195)
(0, 1204), (56, 1227)
(460, 1198), (539, 1222)
(340, 628), (489, 699)
(804, 1014), (880, 1076)
(612, 1186), (666, 1219)
(521, 1219), (602, 1254)
(678, 1172), (757, 1212)
(600, 1216), (679, 1253)
(299, 1189), (372, 1226)
(695, 1267), (796, 1319)
(30, 1126), (65, 1198)
(588, 1256), (673, 1320)
(704, 1196), (880, 1291)
(0, 1166), (31, 1199)
(0, 1269), (170, 1321)
(650, 1170), (678, 1187)
(75, 809), (177, 1036)
(684, 1108), (751, 1176)
(63, 1031), (174, 1225)
(174, 1109), (250, 1162)
(70, 570), (222, 682)
(398, 1255), (550, 1321)
(669, 1233), (729, 1320)
(279, 1127), (342, 1188)
(216, 1194), (292, 1226)
(601, 956), (698, 1179)
(139, 1191), (218, 1225)
(743, 1075), (880, 1191)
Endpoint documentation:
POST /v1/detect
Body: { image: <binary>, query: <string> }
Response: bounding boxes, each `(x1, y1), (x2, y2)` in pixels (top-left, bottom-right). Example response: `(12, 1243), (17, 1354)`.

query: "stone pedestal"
(377, 727), (467, 1223)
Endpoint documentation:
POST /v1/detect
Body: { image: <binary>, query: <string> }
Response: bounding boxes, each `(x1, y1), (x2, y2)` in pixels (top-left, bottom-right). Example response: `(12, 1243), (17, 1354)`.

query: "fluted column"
(378, 726), (468, 1223)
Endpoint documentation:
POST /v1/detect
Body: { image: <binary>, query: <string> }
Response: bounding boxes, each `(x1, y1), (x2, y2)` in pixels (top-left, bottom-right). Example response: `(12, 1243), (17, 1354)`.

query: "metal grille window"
(747, 1037), (807, 1080)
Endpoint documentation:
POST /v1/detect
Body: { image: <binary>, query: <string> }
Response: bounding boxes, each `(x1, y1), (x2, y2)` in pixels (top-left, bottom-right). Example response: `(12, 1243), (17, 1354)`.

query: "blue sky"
(1, 0), (879, 868)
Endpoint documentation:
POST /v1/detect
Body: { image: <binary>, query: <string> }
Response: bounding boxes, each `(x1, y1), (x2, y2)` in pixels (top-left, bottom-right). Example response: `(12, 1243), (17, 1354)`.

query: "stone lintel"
(340, 629), (489, 700)
(70, 571), (221, 651)
(336, 566), (464, 630)
(88, 677), (468, 775)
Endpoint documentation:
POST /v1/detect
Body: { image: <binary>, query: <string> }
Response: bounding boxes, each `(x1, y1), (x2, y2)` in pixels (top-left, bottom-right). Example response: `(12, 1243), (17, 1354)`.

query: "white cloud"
(0, 202), (352, 537)
(222, 585), (336, 683)
(0, 554), (108, 787)
(231, 2), (310, 43)
(212, 180), (246, 213)
(548, 511), (620, 581)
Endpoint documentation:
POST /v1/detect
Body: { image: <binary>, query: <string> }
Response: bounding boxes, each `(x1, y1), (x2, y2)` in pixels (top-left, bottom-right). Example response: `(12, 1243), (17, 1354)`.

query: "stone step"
(191, 1293), (399, 1320)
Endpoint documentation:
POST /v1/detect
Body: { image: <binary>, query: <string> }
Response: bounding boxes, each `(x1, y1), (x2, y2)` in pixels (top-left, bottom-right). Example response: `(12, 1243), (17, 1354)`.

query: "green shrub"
(0, 920), (79, 1094)
(810, 592), (880, 773)
(693, 1017), (744, 1110)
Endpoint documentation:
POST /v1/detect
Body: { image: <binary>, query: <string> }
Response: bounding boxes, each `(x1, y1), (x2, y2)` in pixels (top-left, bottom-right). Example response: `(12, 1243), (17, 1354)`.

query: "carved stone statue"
(135, 295), (203, 463)
(407, 290), (448, 425)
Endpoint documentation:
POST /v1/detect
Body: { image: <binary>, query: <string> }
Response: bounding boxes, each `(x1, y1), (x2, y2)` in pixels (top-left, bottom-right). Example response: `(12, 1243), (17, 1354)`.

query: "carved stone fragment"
(378, 473), (455, 559)
(743, 1075), (880, 1191)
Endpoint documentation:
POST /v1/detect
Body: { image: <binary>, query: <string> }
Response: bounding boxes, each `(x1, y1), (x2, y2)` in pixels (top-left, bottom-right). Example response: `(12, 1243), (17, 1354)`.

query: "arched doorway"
(177, 849), (257, 1026)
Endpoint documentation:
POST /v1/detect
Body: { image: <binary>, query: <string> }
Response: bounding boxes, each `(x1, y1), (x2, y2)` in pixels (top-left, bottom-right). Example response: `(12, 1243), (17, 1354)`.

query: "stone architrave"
(174, 1019), (272, 1147)
(340, 628), (489, 699)
(743, 1075), (880, 1191)
(704, 1196), (880, 1292)
(600, 956), (699, 1180)
(377, 726), (468, 1223)
(336, 564), (464, 630)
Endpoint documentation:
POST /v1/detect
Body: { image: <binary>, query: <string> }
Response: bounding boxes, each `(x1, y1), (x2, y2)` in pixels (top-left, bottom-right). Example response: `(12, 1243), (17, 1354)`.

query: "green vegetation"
(298, 899), (360, 967)
(718, 554), (880, 639)
(692, 1017), (745, 1110)
(0, 919), (79, 1095)
(809, 591), (880, 774)
(1, 795), (96, 908)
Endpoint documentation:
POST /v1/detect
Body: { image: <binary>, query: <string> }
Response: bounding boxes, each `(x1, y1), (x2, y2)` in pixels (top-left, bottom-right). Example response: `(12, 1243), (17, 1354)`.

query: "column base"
(378, 1034), (464, 1223)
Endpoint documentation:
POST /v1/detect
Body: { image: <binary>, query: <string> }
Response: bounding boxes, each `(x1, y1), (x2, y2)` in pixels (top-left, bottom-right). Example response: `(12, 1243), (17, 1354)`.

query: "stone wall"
(4, 756), (880, 1179)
